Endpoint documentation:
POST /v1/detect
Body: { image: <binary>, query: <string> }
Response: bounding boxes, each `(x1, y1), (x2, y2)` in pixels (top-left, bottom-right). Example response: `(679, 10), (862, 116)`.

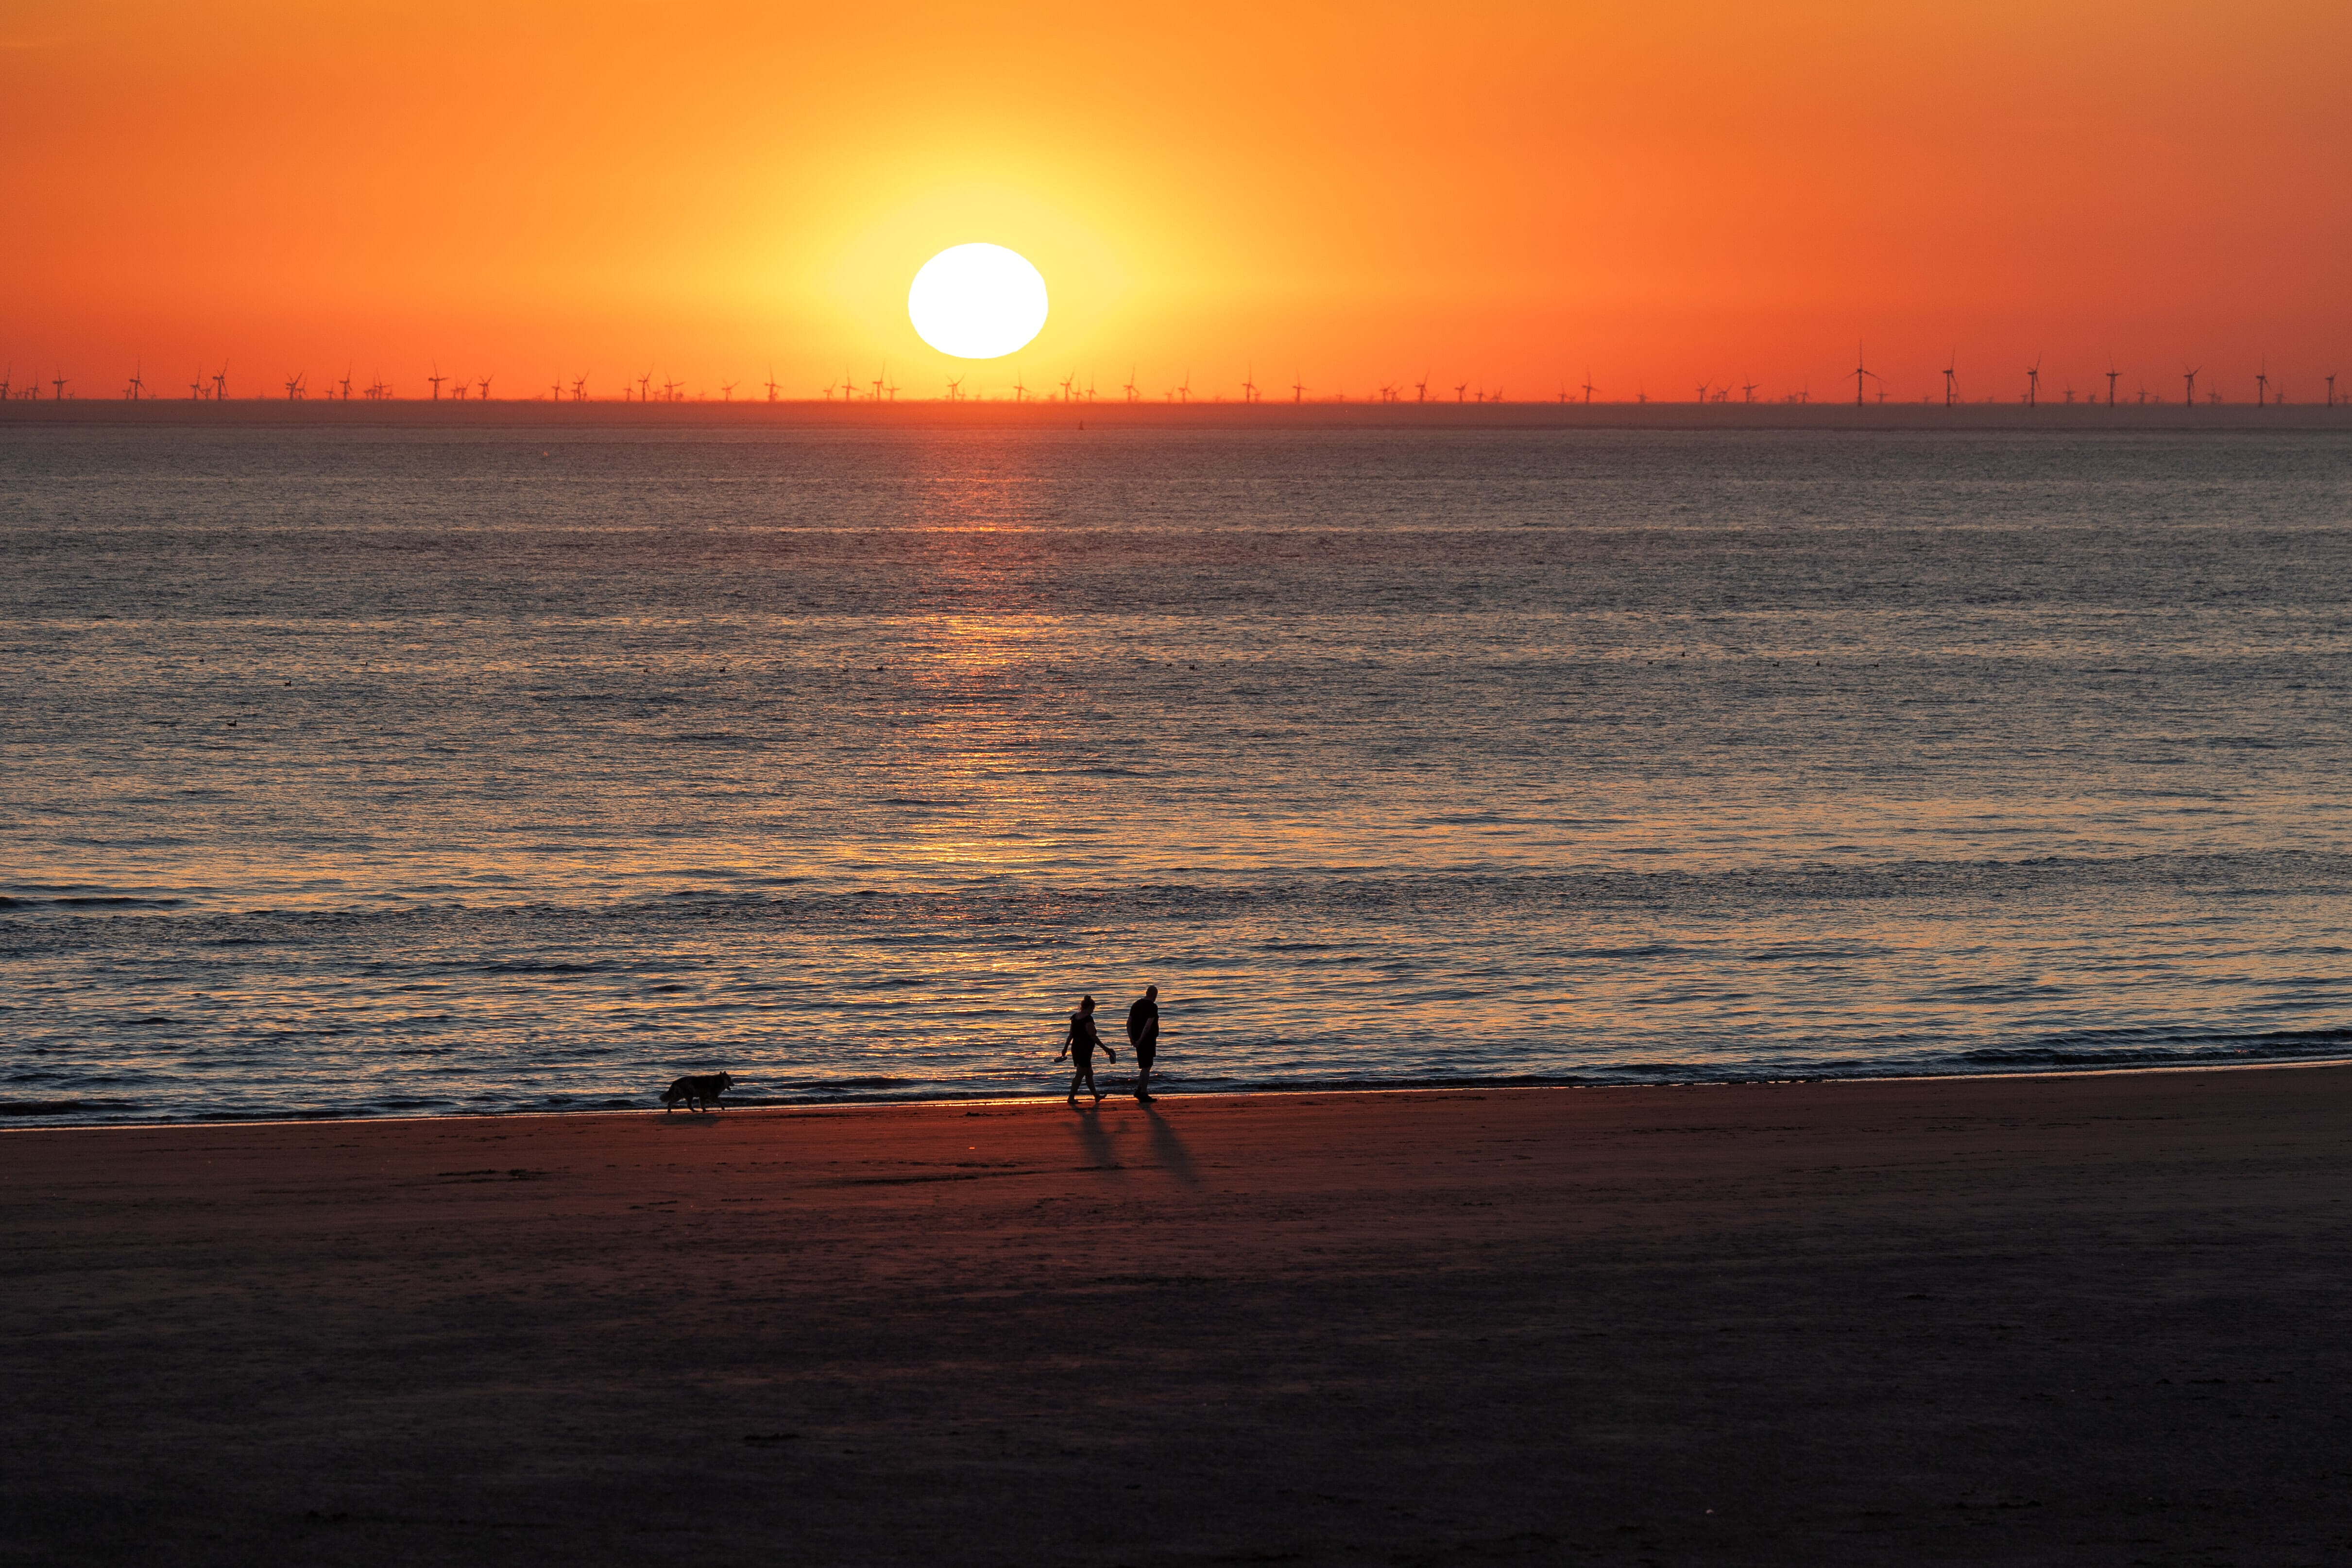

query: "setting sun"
(907, 243), (1050, 360)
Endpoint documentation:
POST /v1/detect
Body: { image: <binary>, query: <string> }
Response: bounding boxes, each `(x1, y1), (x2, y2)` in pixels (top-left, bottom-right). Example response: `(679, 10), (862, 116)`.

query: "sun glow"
(907, 244), (1050, 359)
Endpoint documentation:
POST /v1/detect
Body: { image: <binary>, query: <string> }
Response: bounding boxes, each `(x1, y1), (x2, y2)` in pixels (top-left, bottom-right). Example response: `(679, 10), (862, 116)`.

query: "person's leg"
(1135, 1048), (1155, 1100)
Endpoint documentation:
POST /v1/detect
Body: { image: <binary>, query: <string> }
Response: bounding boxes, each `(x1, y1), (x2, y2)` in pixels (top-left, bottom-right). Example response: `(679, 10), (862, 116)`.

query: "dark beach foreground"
(5, 1070), (2349, 1567)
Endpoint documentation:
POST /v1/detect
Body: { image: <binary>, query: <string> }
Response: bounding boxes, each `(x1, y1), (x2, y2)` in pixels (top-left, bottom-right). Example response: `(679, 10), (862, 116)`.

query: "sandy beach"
(6, 1069), (2350, 1566)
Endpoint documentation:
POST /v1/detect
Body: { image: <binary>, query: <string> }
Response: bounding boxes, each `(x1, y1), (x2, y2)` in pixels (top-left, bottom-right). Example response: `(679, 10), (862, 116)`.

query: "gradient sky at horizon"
(4, 0), (2349, 402)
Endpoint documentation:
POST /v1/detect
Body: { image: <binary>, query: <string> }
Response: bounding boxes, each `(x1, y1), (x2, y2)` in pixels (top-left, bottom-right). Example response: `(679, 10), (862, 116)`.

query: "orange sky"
(5, 0), (2349, 402)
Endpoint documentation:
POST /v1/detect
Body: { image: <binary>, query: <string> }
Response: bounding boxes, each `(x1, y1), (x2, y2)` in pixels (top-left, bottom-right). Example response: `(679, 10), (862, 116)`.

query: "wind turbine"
(1581, 370), (1596, 404)
(719, 380), (737, 402)
(1012, 376), (1028, 403)
(2327, 372), (2339, 409)
(765, 370), (781, 403)
(340, 367), (355, 402)
(1454, 381), (1468, 403)
(1122, 367), (1139, 404)
(1291, 373), (1307, 404)
(570, 375), (587, 402)
(1241, 366), (1258, 403)
(945, 374), (964, 400)
(1850, 342), (1880, 407)
(870, 369), (885, 402)
(1059, 373), (1076, 404)
(2182, 365), (2199, 407)
(124, 362), (145, 400)
(2254, 358), (2269, 408)
(1414, 373), (1430, 404)
(213, 364), (228, 400)
(477, 374), (493, 401)
(2025, 356), (2041, 407)
(51, 371), (68, 401)
(1941, 351), (1959, 408)
(427, 364), (446, 401)
(2104, 362), (2120, 407)
(1694, 380), (1709, 405)
(1176, 373), (1191, 404)
(284, 372), (305, 401)
(1742, 378), (1759, 404)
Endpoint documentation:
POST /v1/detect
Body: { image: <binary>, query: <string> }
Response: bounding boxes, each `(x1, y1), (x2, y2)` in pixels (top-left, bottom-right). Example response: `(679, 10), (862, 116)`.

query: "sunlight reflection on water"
(3, 423), (2350, 1120)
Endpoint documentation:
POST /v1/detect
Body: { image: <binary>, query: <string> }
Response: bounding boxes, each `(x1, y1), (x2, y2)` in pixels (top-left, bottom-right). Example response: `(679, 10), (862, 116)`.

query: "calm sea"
(5, 420), (2350, 1122)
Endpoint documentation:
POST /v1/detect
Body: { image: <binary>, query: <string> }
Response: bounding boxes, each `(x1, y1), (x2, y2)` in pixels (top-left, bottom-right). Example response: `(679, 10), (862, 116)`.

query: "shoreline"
(11, 1050), (2351, 1135)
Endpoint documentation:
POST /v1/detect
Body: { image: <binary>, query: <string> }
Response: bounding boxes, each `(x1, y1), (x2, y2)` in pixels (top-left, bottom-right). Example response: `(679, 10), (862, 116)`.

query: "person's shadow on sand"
(1067, 1105), (1121, 1172)
(1064, 1102), (1200, 1186)
(1142, 1103), (1200, 1188)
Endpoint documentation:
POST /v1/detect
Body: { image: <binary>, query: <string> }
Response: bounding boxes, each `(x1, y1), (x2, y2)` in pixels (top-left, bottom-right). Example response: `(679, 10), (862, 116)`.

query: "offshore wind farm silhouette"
(5, 342), (2348, 409)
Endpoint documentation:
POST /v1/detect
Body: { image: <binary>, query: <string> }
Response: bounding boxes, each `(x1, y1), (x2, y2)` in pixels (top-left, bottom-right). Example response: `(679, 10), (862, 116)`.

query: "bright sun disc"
(908, 243), (1049, 359)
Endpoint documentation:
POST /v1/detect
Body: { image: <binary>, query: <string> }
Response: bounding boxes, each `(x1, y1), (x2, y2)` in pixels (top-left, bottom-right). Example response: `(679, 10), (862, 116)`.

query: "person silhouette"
(1057, 995), (1113, 1106)
(1126, 985), (1160, 1101)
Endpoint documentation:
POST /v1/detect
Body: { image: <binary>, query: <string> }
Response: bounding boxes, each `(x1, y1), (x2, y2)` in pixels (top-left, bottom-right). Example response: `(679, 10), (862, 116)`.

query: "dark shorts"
(1132, 1042), (1156, 1069)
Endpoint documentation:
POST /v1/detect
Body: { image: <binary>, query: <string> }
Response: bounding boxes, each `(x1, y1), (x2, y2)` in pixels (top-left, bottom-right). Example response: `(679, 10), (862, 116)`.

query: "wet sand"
(5, 1069), (2349, 1566)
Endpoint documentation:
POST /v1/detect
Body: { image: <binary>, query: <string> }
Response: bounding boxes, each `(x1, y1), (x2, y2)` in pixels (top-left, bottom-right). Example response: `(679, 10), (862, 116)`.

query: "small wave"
(1952, 1025), (2352, 1069)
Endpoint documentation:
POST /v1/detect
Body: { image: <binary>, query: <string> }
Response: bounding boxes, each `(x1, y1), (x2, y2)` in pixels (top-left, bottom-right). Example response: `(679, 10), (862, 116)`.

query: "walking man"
(1058, 995), (1112, 1105)
(1126, 985), (1160, 1102)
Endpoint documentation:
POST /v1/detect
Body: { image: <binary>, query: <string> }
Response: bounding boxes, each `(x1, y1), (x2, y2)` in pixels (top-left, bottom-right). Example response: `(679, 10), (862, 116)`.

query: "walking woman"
(1057, 995), (1114, 1106)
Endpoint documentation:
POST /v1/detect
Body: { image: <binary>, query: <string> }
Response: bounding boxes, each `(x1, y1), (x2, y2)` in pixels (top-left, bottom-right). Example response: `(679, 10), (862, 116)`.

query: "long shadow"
(1066, 1104), (1122, 1172)
(1141, 1103), (1201, 1187)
